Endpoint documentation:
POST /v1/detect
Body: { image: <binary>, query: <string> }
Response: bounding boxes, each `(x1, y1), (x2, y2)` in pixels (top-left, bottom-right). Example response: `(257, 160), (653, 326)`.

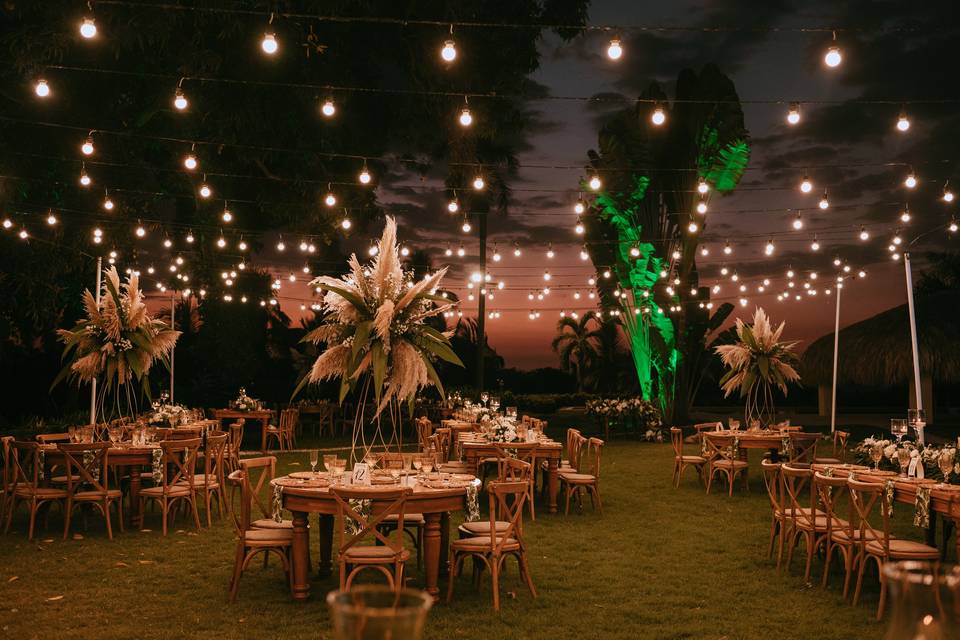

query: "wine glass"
(908, 409), (926, 439)
(421, 455), (434, 476)
(480, 392), (489, 406)
(323, 454), (337, 475)
(332, 459), (347, 485)
(939, 449), (955, 485)
(897, 447), (911, 477)
(490, 396), (500, 412)
(890, 418), (908, 443)
(870, 443), (883, 471)
(412, 455), (423, 478)
(309, 450), (319, 474)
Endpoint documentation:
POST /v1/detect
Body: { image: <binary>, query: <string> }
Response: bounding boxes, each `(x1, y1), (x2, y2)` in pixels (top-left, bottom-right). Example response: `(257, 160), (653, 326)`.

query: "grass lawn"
(1, 420), (930, 639)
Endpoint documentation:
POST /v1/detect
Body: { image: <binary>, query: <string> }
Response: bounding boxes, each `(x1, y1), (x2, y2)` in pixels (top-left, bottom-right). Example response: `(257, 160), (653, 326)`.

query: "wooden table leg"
(291, 510), (310, 601)
(261, 419), (268, 454)
(128, 464), (142, 528)
(423, 512), (442, 598)
(548, 458), (559, 514)
(318, 514), (334, 576)
(439, 511), (450, 576)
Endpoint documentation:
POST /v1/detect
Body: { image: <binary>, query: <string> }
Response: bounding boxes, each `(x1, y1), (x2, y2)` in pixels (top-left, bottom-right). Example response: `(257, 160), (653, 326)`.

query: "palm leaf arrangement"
(298, 216), (462, 457)
(54, 266), (180, 418)
(715, 308), (801, 426)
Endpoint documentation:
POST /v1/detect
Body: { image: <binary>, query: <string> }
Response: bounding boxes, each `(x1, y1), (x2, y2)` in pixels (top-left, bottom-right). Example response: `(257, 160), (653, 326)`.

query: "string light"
(651, 104), (666, 126)
(764, 238), (775, 255)
(697, 177), (709, 194)
(34, 78), (50, 98)
(163, 237), (172, 248)
(276, 239), (286, 251)
(546, 244), (555, 259)
(492, 245), (501, 262)
(79, 17), (97, 39)
(574, 218), (584, 234)
(580, 248), (589, 261)
(811, 236), (821, 251)
(904, 171), (918, 189)
(342, 216), (352, 230)
(183, 152), (198, 171)
(447, 194), (459, 213)
(173, 87), (188, 111)
(261, 32), (279, 56)
(458, 99), (473, 127)
(186, 231), (195, 243)
(900, 205), (911, 223)
(630, 245), (641, 257)
(324, 188), (337, 207)
(723, 242), (732, 255)
(786, 102), (801, 125)
(102, 194), (114, 211)
(897, 109), (911, 132)
(444, 244), (453, 257)
(199, 181), (212, 198)
(440, 38), (457, 63)
(949, 219), (958, 233)
(819, 191), (830, 210)
(859, 226), (870, 241)
(81, 134), (95, 156)
(461, 217), (471, 233)
(696, 199), (708, 214)
(79, 165), (91, 187)
(46, 211), (57, 225)
(700, 245), (709, 257)
(824, 33), (842, 68)
(943, 183), (955, 203)
(472, 174), (485, 190)
(135, 224), (146, 238)
(513, 243), (521, 257)
(19, 228), (28, 240)
(92, 227), (102, 243)
(321, 97), (336, 117)
(792, 212), (803, 230)
(221, 206), (233, 223)
(800, 175), (812, 193)
(574, 196), (586, 215)
(400, 245), (410, 257)
(687, 220), (699, 233)
(2, 218), (12, 229)
(543, 270), (551, 281)
(588, 174), (602, 191)
(358, 163), (372, 185)
(606, 38), (623, 60)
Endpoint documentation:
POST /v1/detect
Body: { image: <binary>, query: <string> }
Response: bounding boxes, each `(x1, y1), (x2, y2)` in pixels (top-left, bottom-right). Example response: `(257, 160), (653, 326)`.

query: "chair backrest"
(239, 456), (278, 520)
(693, 422), (723, 434)
(280, 408), (299, 433)
(788, 432), (820, 463)
(834, 430), (850, 460)
(228, 419), (245, 456)
(330, 486), (411, 556)
(582, 438), (604, 478)
(36, 433), (71, 444)
(167, 427), (202, 440)
(226, 469), (253, 536)
(814, 471), (854, 538)
(57, 442), (110, 495)
(565, 428), (581, 459)
(158, 438), (201, 493)
(494, 443), (539, 469)
(483, 480), (528, 553)
(670, 427), (684, 458)
(427, 432), (449, 462)
(780, 463), (816, 528)
(416, 417), (433, 451)
(567, 433), (588, 472)
(704, 433), (738, 462)
(848, 477), (892, 553)
(378, 452), (407, 470)
(203, 433), (229, 484)
(497, 457), (532, 483)
(760, 459), (782, 513)
(9, 441), (41, 489)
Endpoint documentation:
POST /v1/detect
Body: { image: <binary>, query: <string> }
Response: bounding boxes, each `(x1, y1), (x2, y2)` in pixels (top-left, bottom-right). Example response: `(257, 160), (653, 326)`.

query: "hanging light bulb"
(900, 206), (912, 223)
(819, 191), (830, 210)
(697, 177), (709, 195)
(458, 100), (473, 127)
(650, 104), (666, 126)
(811, 236), (821, 251)
(800, 175), (813, 193)
(359, 163), (372, 184)
(457, 243), (466, 257)
(221, 206), (233, 223)
(687, 220), (699, 233)
(276, 239), (286, 251)
(341, 216), (352, 230)
(444, 244), (453, 257)
(893, 231), (903, 245)
(197, 181), (212, 198)
(606, 38), (623, 60)
(943, 183), (955, 203)
(792, 212), (804, 230)
(575, 218), (585, 235)
(447, 194), (460, 213)
(700, 245), (709, 257)
(261, 32), (279, 55)
(320, 97), (336, 118)
(574, 196), (586, 215)
(629, 245), (641, 257)
(786, 102), (801, 125)
(904, 171), (918, 189)
(543, 270), (551, 282)
(102, 194), (114, 211)
(824, 42), (842, 68)
(671, 249), (681, 260)
(513, 244), (522, 257)
(897, 109), (911, 132)
(580, 249), (589, 261)
(185, 231), (195, 244)
(183, 153), (198, 171)
(696, 199), (708, 215)
(859, 226), (870, 241)
(81, 135), (95, 156)
(441, 39), (457, 63)
(46, 211), (57, 226)
(400, 245), (410, 257)
(79, 17), (97, 39)
(19, 228), (28, 240)
(723, 242), (732, 255)
(720, 266), (729, 275)
(546, 244), (555, 259)
(461, 217), (471, 233)
(238, 239), (248, 251)
(492, 245), (501, 262)
(949, 219), (958, 233)
(34, 78), (50, 98)
(764, 238), (775, 255)
(173, 87), (188, 111)
(472, 174), (485, 190)
(588, 174), (602, 191)
(79, 166), (91, 187)
(135, 224), (146, 238)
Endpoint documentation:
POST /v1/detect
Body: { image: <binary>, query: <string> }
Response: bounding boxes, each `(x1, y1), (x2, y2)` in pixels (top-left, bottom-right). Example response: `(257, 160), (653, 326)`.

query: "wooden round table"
(277, 479), (473, 601)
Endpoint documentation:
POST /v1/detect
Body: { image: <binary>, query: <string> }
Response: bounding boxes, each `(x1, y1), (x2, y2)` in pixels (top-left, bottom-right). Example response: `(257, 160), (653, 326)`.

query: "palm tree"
(552, 312), (601, 392)
(587, 314), (625, 393)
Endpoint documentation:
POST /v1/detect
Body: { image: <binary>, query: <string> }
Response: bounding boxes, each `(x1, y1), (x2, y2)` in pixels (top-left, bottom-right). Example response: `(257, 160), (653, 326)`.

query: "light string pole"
(169, 291), (175, 403)
(830, 280), (841, 435)
(89, 255), (102, 424)
(476, 210), (488, 397)
(902, 251), (923, 443)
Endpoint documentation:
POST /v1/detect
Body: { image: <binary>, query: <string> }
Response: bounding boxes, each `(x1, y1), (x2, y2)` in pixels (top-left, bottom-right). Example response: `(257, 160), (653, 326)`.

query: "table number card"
(351, 463), (370, 486)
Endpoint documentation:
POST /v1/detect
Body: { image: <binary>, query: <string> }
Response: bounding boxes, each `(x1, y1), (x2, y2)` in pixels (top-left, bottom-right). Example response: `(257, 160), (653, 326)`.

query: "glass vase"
(327, 587), (432, 640)
(884, 561), (960, 640)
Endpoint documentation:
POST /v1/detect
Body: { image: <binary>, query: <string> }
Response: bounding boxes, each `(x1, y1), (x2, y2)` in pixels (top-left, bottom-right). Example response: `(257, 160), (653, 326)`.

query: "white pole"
(169, 293), (175, 404)
(830, 283), (842, 434)
(903, 252), (924, 444)
(89, 257), (102, 425)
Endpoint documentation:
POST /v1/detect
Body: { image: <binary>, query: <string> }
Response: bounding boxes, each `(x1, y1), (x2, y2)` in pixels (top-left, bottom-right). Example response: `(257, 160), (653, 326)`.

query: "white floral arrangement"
(148, 403), (189, 427)
(230, 388), (261, 412)
(585, 397), (661, 429)
(489, 417), (519, 444)
(854, 436), (959, 480)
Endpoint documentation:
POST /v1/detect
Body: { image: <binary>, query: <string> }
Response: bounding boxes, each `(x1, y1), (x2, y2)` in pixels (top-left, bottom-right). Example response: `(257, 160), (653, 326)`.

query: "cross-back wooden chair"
(35, 433), (78, 485)
(4, 441), (68, 539)
(0, 436), (12, 518)
(58, 442), (123, 540)
(183, 432), (228, 527)
(495, 443), (539, 520)
(671, 427), (706, 488)
(704, 433), (748, 496)
(814, 431), (850, 465)
(139, 437), (201, 535)
(378, 452), (407, 470)
(226, 419), (245, 472)
(561, 428), (582, 471)
(225, 469), (293, 601)
(265, 408), (298, 451)
(780, 463), (841, 581)
(447, 479), (536, 611)
(238, 456), (293, 532)
(415, 417), (433, 452)
(316, 402), (337, 437)
(330, 486), (412, 591)
(814, 470), (860, 597)
(849, 477), (939, 619)
(459, 459), (531, 541)
(559, 437), (603, 515)
(760, 460), (786, 567)
(787, 432), (821, 464)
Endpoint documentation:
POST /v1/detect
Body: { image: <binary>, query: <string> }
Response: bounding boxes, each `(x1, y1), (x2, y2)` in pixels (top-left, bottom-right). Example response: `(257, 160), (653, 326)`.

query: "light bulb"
(276, 240), (286, 251)
(222, 208), (232, 223)
(792, 214), (803, 230)
(543, 270), (551, 281)
(458, 107), (473, 127)
(671, 250), (681, 260)
(79, 17), (97, 39)
(444, 245), (452, 257)
(811, 237), (821, 251)
(19, 229), (28, 240)
(739, 297), (748, 307)
(81, 136), (95, 156)
(720, 266), (729, 275)
(46, 212), (57, 225)
(35, 78), (50, 98)
(79, 169), (91, 186)
(824, 45), (842, 68)
(102, 196), (114, 211)
(341, 217), (352, 230)
(700, 246), (709, 256)
(696, 200), (708, 214)
(723, 242), (732, 255)
(943, 188), (955, 203)
(897, 111), (911, 132)
(546, 246), (555, 259)
(651, 106), (666, 126)
(900, 207), (911, 223)
(697, 177), (709, 194)
(819, 192), (829, 210)
(322, 191), (336, 207)
(575, 220), (584, 234)
(447, 198), (459, 213)
(580, 249), (589, 261)
(1, 218), (11, 229)
(321, 98), (336, 117)
(800, 176), (812, 193)
(859, 226), (870, 241)
(904, 172), (917, 189)
(687, 220), (699, 233)
(786, 103), (801, 125)
(238, 240), (247, 251)
(186, 232), (195, 243)
(949, 219), (958, 233)
(513, 246), (521, 257)
(183, 154), (198, 170)
(441, 40), (457, 63)
(588, 175), (601, 191)
(135, 225), (146, 238)
(400, 246), (410, 257)
(630, 245), (641, 257)
(458, 244), (466, 257)
(472, 175), (485, 190)
(765, 239), (775, 255)
(199, 183), (212, 198)
(173, 88), (188, 110)
(492, 248), (501, 262)
(574, 199), (586, 214)
(261, 32), (278, 55)
(359, 167), (372, 184)
(461, 219), (471, 233)
(606, 38), (623, 60)
(163, 238), (172, 248)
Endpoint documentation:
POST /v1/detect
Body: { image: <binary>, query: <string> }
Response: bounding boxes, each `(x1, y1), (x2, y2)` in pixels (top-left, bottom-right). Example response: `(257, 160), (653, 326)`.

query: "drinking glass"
(490, 397), (500, 412)
(324, 454), (337, 473)
(871, 443), (884, 471)
(897, 447), (911, 477)
(310, 450), (319, 474)
(891, 419), (908, 443)
(908, 410), (927, 439)
(327, 586), (432, 640)
(412, 456), (423, 478)
(108, 426), (121, 445)
(363, 450), (378, 471)
(421, 455), (434, 475)
(480, 392), (489, 406)
(939, 450), (955, 485)
(332, 459), (347, 484)
(882, 561), (960, 640)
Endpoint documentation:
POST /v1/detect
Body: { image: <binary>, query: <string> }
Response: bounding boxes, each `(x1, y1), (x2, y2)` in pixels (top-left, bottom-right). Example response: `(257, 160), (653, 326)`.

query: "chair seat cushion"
(459, 520), (511, 536)
(14, 487), (67, 498)
(712, 460), (749, 469)
(342, 546), (410, 561)
(72, 489), (122, 501)
(451, 535), (520, 552)
(177, 475), (220, 488)
(679, 455), (707, 463)
(381, 513), (425, 525)
(832, 528), (884, 543)
(140, 485), (192, 498)
(559, 472), (596, 483)
(245, 528), (293, 543)
(794, 515), (848, 532)
(251, 518), (293, 530)
(866, 539), (940, 558)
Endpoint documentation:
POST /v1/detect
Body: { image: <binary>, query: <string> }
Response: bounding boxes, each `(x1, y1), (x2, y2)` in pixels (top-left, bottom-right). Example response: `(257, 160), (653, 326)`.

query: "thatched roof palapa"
(802, 290), (960, 386)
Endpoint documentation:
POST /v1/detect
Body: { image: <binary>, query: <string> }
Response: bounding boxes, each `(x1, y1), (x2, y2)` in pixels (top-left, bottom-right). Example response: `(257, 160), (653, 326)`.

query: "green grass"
(2, 425), (932, 639)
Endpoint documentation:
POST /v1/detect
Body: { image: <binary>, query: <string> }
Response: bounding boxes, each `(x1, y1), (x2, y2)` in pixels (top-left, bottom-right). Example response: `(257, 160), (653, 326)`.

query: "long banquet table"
(211, 408), (274, 453)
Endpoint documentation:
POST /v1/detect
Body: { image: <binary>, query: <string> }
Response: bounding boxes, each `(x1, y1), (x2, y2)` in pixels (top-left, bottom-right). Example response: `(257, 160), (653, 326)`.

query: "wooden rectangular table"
(460, 439), (564, 514)
(211, 408), (274, 453)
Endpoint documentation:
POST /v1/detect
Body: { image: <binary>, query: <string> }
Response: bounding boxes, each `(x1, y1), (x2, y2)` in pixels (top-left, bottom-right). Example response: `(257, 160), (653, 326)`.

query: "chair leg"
(491, 558), (501, 611)
(852, 552), (869, 606)
(63, 499), (73, 540)
(104, 499), (114, 541)
(821, 541), (835, 588)
(842, 548), (856, 600)
(229, 543), (245, 602)
(27, 500), (38, 540)
(519, 552), (537, 598)
(705, 467), (714, 494)
(803, 533), (816, 582)
(446, 553), (460, 603)
(876, 559), (888, 620)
